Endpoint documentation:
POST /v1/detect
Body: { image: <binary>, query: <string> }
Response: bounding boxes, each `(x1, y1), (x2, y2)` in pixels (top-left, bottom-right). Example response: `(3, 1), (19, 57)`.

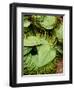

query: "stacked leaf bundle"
(23, 15), (63, 75)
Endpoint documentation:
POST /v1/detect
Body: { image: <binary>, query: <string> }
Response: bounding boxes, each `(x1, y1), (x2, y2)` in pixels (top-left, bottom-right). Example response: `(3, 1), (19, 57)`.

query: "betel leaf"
(54, 23), (63, 43)
(24, 35), (56, 67)
(24, 44), (56, 69)
(40, 16), (57, 29)
(37, 44), (56, 67)
(36, 15), (45, 22)
(24, 20), (31, 27)
(24, 35), (54, 46)
(24, 36), (42, 46)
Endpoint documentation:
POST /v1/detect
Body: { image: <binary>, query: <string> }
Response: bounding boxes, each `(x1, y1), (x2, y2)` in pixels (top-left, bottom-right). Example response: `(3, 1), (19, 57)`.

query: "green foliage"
(40, 16), (57, 29)
(54, 23), (63, 43)
(23, 16), (31, 27)
(24, 20), (31, 27)
(24, 36), (42, 46)
(23, 15), (63, 75)
(37, 44), (56, 67)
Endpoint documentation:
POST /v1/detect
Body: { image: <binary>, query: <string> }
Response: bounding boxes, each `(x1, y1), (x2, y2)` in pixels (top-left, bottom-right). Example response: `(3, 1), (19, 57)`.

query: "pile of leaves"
(23, 15), (63, 75)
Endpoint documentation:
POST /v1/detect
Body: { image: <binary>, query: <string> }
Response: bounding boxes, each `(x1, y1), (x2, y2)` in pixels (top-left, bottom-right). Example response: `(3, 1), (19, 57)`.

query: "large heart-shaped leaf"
(24, 44), (56, 69)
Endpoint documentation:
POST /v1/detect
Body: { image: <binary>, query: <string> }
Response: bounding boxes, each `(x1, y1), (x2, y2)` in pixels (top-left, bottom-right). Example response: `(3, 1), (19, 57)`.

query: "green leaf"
(55, 45), (63, 54)
(24, 42), (56, 68)
(24, 36), (56, 67)
(23, 53), (38, 72)
(23, 16), (29, 20)
(24, 36), (42, 46)
(36, 15), (45, 22)
(54, 23), (63, 43)
(37, 44), (56, 67)
(24, 35), (53, 46)
(24, 20), (31, 27)
(40, 16), (57, 29)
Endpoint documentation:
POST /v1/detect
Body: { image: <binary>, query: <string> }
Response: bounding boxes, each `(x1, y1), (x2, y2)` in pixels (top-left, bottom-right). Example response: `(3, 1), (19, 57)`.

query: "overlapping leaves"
(23, 15), (63, 75)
